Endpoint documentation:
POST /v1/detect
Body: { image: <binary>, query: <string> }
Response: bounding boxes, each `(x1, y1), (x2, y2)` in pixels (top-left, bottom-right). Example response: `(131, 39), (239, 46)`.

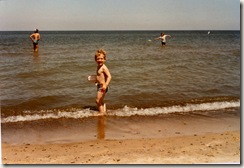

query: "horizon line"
(0, 29), (240, 32)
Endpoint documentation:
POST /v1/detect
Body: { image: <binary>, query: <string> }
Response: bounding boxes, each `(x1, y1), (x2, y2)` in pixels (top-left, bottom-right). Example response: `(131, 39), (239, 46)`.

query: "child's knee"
(96, 98), (102, 105)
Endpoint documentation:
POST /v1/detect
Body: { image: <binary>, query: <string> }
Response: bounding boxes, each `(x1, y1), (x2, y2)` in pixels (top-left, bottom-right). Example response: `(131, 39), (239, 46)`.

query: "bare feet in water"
(93, 112), (107, 116)
(93, 104), (107, 116)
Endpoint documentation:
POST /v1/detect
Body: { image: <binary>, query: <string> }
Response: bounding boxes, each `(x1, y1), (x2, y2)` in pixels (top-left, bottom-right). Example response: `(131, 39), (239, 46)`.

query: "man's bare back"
(30, 29), (40, 52)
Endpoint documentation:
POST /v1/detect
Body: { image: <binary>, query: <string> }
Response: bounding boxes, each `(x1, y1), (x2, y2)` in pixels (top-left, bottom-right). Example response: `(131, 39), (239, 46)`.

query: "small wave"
(1, 100), (240, 123)
(112, 100), (240, 117)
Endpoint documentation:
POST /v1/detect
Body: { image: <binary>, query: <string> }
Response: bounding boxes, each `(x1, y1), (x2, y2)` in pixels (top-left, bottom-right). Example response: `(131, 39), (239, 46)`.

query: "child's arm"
(103, 65), (112, 89)
(154, 37), (160, 40)
(166, 35), (171, 38)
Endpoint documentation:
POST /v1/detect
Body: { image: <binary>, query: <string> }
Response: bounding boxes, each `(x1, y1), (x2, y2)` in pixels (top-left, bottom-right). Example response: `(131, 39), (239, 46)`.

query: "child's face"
(95, 54), (105, 66)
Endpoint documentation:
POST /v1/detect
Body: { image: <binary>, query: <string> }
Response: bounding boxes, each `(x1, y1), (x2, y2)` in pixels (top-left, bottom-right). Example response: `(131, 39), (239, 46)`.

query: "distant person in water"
(155, 32), (171, 46)
(94, 49), (112, 115)
(29, 29), (40, 52)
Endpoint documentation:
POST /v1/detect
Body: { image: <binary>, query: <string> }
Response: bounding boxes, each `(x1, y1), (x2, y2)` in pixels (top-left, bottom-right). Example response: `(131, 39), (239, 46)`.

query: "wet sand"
(2, 131), (240, 164)
(1, 111), (240, 164)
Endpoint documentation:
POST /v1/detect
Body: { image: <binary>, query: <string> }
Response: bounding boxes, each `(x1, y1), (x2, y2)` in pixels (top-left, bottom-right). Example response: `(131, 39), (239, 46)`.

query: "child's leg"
(96, 91), (106, 113)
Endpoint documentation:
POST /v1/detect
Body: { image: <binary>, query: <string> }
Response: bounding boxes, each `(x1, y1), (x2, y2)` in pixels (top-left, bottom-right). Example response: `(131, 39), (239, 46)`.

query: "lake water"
(0, 31), (240, 123)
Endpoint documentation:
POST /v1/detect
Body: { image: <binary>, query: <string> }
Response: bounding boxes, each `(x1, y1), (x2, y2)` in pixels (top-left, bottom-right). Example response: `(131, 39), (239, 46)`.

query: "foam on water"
(0, 31), (240, 118)
(1, 100), (240, 123)
(113, 100), (240, 117)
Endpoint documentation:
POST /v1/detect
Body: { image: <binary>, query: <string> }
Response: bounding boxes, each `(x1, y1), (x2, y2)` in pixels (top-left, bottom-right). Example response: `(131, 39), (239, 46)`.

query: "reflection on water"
(32, 53), (41, 66)
(97, 116), (106, 140)
(32, 51), (39, 57)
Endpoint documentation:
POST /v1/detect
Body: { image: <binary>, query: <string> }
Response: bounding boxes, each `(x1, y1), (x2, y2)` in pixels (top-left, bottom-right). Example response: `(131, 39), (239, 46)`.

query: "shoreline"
(1, 110), (240, 164)
(2, 131), (240, 164)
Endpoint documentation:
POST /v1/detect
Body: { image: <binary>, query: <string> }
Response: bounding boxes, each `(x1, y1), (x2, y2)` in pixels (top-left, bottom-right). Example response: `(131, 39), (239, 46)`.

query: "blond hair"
(95, 49), (106, 60)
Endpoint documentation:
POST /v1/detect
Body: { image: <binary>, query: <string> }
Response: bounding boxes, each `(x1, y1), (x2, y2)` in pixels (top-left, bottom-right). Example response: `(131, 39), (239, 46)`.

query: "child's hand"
(102, 84), (107, 91)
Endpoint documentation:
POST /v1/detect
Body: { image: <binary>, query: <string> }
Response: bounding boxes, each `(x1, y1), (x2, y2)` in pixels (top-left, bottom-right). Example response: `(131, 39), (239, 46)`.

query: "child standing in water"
(94, 49), (112, 115)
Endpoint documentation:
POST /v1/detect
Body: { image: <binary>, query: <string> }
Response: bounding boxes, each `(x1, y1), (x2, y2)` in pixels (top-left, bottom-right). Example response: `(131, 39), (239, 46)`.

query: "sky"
(0, 0), (241, 31)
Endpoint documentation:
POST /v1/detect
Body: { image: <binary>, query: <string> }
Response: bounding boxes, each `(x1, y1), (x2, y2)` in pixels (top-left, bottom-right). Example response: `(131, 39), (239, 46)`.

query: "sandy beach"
(2, 131), (240, 164)
(1, 110), (240, 164)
